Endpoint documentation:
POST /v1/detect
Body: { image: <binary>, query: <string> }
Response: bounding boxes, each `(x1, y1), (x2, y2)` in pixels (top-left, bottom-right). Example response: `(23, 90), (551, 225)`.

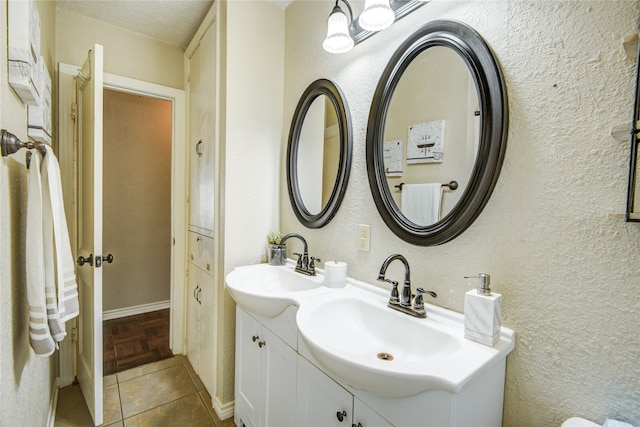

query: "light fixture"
(322, 0), (429, 54)
(322, 0), (355, 54)
(359, 0), (395, 32)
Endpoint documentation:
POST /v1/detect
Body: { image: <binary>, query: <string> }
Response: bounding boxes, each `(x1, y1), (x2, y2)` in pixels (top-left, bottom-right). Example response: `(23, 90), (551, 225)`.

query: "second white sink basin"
(225, 263), (328, 317)
(297, 285), (515, 397)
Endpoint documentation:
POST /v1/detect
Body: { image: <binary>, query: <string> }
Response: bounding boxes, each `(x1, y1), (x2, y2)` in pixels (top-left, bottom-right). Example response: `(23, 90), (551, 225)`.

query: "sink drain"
(377, 352), (394, 361)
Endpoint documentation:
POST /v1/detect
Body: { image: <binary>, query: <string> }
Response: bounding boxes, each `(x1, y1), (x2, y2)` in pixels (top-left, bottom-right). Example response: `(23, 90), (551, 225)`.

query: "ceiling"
(57, 0), (215, 49)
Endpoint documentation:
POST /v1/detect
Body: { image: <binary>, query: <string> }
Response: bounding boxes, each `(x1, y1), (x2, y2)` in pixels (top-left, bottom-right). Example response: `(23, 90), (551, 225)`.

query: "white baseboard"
(47, 378), (59, 427)
(103, 300), (170, 320)
(214, 397), (234, 421)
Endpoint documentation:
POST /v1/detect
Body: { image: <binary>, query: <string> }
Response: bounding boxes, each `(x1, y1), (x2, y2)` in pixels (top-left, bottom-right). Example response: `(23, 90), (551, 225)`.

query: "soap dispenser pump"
(464, 273), (502, 346)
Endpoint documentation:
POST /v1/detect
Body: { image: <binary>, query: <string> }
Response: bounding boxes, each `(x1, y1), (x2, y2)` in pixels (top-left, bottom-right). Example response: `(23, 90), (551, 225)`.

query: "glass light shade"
(358, 0), (395, 32)
(323, 7), (354, 54)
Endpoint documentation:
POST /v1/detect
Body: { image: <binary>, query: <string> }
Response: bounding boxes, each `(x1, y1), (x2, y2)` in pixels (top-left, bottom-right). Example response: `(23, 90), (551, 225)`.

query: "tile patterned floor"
(103, 309), (173, 375)
(55, 355), (235, 427)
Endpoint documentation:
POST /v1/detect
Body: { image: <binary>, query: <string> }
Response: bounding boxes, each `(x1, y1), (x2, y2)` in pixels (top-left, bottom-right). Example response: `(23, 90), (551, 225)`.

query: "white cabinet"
(235, 308), (297, 427)
(188, 20), (216, 235)
(186, 231), (215, 395)
(296, 356), (392, 427)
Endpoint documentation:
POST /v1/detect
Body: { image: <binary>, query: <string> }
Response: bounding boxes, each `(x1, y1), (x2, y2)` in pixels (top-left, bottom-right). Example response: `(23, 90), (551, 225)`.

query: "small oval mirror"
(366, 20), (508, 245)
(287, 79), (353, 228)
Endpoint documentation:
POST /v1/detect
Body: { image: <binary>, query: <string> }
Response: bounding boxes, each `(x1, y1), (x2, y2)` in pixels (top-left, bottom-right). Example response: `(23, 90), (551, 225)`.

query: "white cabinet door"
(262, 327), (297, 427)
(188, 20), (216, 234)
(198, 268), (215, 394)
(353, 398), (393, 427)
(186, 261), (215, 395)
(186, 265), (202, 373)
(235, 308), (297, 427)
(296, 356), (353, 427)
(235, 309), (262, 427)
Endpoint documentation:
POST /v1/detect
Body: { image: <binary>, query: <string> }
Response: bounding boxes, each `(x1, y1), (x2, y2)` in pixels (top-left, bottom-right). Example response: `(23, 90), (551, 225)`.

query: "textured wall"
(282, 1), (640, 425)
(0, 1), (57, 425)
(56, 7), (185, 89)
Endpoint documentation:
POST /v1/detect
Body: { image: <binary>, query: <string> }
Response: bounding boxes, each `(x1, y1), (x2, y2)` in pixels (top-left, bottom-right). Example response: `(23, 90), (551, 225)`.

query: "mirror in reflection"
(383, 46), (479, 226)
(296, 95), (340, 214)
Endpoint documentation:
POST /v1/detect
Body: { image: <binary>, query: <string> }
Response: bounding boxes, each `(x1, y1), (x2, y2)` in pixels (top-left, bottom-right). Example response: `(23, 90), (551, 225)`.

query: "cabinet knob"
(352, 424), (363, 427)
(258, 341), (266, 348)
(252, 335), (259, 342)
(336, 410), (347, 422)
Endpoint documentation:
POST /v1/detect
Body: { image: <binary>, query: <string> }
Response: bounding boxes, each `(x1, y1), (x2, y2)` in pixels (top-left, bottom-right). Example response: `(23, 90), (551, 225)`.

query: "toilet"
(562, 418), (600, 427)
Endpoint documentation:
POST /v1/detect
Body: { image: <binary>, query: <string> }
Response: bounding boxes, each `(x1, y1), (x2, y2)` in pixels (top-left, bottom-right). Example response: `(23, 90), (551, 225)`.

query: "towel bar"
(395, 181), (458, 191)
(1, 129), (47, 168)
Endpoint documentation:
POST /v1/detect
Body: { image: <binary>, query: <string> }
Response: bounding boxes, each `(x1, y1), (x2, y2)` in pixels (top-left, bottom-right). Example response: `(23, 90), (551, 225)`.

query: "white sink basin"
(225, 263), (327, 317)
(297, 285), (515, 397)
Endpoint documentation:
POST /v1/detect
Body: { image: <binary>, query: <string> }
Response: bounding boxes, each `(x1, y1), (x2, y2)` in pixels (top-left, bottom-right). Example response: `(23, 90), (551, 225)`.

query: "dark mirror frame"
(366, 20), (508, 246)
(287, 79), (353, 228)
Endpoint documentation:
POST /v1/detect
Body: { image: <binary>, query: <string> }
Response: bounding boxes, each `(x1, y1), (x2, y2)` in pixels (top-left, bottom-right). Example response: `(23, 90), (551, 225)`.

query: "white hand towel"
(26, 153), (55, 357)
(42, 145), (79, 323)
(42, 167), (66, 343)
(401, 183), (442, 225)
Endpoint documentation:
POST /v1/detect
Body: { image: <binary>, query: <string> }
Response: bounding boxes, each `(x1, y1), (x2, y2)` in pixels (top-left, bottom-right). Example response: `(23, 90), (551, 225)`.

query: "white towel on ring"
(42, 145), (79, 323)
(26, 152), (55, 356)
(401, 183), (442, 225)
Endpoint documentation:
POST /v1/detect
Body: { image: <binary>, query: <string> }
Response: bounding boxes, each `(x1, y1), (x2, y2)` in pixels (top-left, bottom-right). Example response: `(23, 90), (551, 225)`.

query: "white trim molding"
(103, 300), (171, 321)
(213, 397), (234, 422)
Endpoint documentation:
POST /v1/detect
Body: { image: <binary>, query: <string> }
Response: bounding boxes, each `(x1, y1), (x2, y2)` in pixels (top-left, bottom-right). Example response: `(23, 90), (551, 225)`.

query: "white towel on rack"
(401, 183), (442, 225)
(42, 166), (66, 343)
(42, 145), (79, 323)
(26, 153), (55, 357)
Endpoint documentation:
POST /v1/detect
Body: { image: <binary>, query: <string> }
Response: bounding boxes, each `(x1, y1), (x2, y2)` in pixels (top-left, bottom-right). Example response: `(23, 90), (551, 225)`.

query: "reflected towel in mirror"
(401, 183), (442, 225)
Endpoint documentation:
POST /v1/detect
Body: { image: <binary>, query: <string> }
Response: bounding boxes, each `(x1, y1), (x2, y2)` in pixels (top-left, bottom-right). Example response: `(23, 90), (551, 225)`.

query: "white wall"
(0, 1), (57, 425)
(282, 1), (640, 426)
(217, 0), (286, 406)
(56, 7), (185, 89)
(103, 90), (172, 311)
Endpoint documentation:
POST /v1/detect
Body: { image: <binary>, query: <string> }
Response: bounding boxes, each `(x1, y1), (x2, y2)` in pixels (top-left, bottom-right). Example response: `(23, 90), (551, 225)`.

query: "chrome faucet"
(377, 254), (437, 318)
(278, 233), (320, 276)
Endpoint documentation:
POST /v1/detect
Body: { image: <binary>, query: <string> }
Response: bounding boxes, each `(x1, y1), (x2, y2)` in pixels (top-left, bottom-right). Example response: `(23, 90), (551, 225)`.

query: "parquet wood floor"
(103, 308), (173, 375)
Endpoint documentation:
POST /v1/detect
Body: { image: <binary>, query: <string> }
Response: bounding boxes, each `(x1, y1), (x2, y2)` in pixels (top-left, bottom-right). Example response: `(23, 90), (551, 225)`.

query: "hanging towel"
(41, 167), (66, 342)
(401, 183), (442, 225)
(26, 153), (55, 357)
(42, 145), (79, 323)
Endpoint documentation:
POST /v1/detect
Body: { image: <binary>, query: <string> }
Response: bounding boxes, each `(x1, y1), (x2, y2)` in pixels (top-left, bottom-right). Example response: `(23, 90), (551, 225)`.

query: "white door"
(75, 44), (104, 426)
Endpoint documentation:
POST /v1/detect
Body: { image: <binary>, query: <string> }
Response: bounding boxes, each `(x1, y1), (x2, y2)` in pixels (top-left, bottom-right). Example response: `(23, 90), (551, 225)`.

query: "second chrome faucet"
(377, 254), (437, 318)
(278, 233), (320, 276)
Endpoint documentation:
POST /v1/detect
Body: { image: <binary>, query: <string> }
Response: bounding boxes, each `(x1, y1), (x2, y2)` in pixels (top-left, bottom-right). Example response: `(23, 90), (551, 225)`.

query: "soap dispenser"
(464, 273), (501, 346)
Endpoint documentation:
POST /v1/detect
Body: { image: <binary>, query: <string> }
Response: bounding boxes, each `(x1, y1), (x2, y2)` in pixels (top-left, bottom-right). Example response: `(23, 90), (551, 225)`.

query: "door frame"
(58, 63), (187, 387)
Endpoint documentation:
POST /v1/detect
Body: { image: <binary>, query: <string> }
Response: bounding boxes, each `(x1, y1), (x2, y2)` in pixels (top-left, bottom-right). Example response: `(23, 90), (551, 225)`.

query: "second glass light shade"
(359, 0), (395, 32)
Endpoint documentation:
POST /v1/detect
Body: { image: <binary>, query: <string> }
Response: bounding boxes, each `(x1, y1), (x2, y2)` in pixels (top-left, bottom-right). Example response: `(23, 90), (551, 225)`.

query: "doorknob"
(101, 254), (114, 264)
(77, 254), (93, 266)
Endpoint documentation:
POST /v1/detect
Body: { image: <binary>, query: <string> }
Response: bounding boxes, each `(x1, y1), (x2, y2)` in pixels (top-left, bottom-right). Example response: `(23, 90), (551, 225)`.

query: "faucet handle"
(292, 252), (303, 268)
(414, 288), (437, 310)
(388, 280), (400, 304)
(309, 256), (320, 269)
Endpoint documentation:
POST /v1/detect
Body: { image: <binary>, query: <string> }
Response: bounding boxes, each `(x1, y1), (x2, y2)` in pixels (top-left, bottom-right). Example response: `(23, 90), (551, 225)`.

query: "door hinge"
(70, 102), (77, 120)
(173, 237), (176, 246)
(71, 327), (78, 342)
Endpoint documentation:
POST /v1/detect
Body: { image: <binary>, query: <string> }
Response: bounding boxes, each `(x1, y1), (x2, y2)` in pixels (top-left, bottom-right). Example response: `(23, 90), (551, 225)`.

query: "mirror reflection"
(383, 46), (479, 226)
(296, 95), (340, 215)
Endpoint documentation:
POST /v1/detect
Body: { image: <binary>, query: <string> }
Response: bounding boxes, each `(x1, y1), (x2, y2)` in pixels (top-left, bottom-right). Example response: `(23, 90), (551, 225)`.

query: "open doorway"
(102, 89), (173, 374)
(57, 63), (187, 394)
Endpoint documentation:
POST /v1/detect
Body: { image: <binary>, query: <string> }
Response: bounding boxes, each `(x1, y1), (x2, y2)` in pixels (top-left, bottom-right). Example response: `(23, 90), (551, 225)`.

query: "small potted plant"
(267, 230), (286, 265)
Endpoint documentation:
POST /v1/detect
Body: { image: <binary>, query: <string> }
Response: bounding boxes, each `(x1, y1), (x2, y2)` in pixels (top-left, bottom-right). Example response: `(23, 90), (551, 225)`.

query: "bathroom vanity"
(227, 263), (515, 427)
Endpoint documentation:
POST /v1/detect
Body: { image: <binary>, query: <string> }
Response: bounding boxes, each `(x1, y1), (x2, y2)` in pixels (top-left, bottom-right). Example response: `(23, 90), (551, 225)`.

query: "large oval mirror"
(366, 20), (508, 245)
(287, 79), (352, 228)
